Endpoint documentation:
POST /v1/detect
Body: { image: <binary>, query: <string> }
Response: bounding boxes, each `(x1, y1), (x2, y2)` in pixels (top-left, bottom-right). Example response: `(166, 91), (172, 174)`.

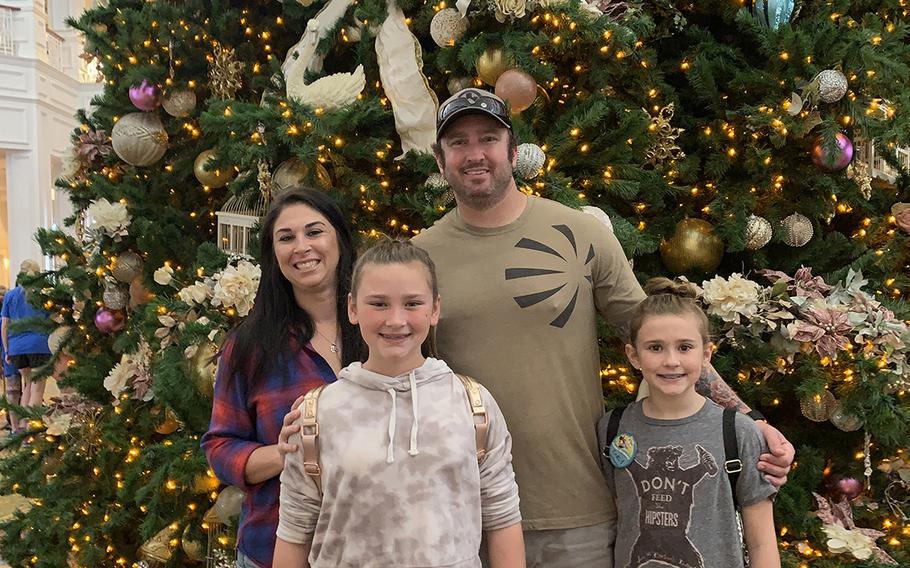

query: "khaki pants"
(482, 520), (615, 568)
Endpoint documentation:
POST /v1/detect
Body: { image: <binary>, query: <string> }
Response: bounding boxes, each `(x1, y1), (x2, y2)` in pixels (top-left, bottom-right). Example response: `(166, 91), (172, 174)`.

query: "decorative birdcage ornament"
(203, 504), (236, 568)
(215, 191), (269, 257)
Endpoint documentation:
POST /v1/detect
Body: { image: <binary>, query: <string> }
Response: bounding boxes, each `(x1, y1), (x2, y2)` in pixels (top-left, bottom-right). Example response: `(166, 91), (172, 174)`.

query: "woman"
(201, 188), (364, 568)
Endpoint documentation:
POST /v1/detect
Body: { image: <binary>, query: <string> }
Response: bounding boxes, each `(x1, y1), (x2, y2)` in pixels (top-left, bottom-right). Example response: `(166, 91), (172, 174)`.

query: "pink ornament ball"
(129, 80), (162, 112)
(811, 132), (853, 172)
(836, 476), (863, 501)
(494, 69), (538, 114)
(94, 308), (126, 334)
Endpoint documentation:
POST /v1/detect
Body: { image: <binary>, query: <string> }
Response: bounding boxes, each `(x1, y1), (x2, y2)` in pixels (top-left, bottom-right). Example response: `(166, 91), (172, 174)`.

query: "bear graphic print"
(623, 444), (718, 568)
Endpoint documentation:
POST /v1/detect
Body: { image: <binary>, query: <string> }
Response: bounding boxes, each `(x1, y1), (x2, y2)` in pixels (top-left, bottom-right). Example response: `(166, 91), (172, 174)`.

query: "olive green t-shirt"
(414, 196), (646, 530)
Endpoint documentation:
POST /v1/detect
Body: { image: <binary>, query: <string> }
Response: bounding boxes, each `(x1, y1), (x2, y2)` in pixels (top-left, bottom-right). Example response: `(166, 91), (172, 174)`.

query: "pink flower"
(762, 266), (832, 299)
(787, 307), (851, 360)
(893, 203), (910, 235)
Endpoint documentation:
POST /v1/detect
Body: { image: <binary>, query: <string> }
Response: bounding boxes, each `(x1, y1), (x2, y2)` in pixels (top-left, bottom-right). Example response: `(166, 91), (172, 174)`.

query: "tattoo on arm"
(696, 364), (751, 413)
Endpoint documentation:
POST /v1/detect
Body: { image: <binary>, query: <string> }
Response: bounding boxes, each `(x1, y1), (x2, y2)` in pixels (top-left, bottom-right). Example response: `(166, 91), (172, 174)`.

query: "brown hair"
(628, 277), (711, 345)
(351, 236), (440, 357)
(351, 237), (438, 300)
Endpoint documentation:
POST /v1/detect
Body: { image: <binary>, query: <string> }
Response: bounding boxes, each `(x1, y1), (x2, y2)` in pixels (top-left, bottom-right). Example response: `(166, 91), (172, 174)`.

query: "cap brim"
(436, 108), (512, 140)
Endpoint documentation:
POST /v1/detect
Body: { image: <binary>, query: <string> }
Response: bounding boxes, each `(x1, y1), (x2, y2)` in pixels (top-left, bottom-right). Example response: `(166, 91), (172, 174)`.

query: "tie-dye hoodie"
(278, 357), (521, 567)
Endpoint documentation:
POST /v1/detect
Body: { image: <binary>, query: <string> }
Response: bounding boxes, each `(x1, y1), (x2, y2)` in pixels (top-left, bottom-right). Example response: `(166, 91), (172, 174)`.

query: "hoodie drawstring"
(384, 370), (421, 463)
(386, 389), (397, 464)
(408, 369), (420, 457)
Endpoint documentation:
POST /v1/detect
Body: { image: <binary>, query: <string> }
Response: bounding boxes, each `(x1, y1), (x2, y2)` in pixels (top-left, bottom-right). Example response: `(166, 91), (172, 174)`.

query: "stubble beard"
(448, 167), (514, 211)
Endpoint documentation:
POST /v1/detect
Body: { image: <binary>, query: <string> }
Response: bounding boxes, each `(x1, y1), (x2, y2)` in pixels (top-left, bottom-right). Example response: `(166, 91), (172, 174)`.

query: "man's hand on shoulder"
(755, 421), (795, 488)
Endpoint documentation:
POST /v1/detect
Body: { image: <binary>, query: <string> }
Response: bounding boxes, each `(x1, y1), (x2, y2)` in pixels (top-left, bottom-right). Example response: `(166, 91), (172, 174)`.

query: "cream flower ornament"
(45, 413), (74, 436)
(493, 0), (527, 21)
(86, 198), (131, 239)
(153, 265), (174, 286)
(211, 260), (261, 317)
(823, 523), (877, 559)
(178, 281), (210, 305)
(104, 354), (134, 399)
(700, 273), (761, 323)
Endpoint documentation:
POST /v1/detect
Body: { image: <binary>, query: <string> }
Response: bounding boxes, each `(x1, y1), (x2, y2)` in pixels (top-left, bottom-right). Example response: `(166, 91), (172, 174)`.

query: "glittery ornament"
(811, 132), (853, 172)
(447, 76), (474, 95)
(646, 104), (685, 165)
(829, 400), (863, 432)
(581, 206), (614, 232)
(103, 283), (129, 310)
(161, 89), (196, 117)
(800, 389), (836, 422)
(139, 525), (175, 563)
(111, 112), (168, 166)
(514, 143), (545, 179)
(271, 158), (310, 196)
(425, 173), (449, 189)
(752, 0), (795, 30)
(194, 149), (236, 188)
(94, 308), (126, 334)
(112, 251), (144, 283)
(128, 79), (162, 111)
(780, 213), (813, 247)
(817, 69), (848, 104)
(430, 9), (469, 47)
(745, 214), (773, 250)
(659, 219), (724, 274)
(208, 44), (244, 99)
(847, 160), (872, 199)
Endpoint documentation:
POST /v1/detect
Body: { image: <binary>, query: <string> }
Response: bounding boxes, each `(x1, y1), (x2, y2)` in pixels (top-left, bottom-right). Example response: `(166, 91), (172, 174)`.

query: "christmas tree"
(1, 0), (908, 566)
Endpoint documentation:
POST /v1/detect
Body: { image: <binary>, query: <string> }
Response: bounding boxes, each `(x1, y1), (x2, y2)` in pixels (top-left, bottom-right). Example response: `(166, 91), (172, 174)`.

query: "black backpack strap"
(723, 408), (743, 509)
(606, 406), (626, 450)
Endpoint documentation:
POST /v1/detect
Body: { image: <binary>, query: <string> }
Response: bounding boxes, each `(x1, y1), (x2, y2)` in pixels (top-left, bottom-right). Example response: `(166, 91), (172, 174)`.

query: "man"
(411, 88), (794, 567)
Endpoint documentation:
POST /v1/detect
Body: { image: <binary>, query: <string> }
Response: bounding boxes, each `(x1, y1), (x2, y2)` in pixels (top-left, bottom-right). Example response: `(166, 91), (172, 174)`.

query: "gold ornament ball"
(181, 525), (205, 563)
(659, 219), (725, 274)
(191, 341), (219, 398)
(112, 251), (143, 283)
(129, 277), (155, 308)
(780, 213), (813, 247)
(829, 400), (862, 432)
(745, 215), (773, 250)
(139, 525), (175, 563)
(215, 485), (244, 524)
(315, 162), (333, 189)
(800, 390), (836, 422)
(271, 158), (310, 196)
(495, 69), (538, 113)
(161, 89), (197, 118)
(194, 149), (236, 188)
(476, 48), (511, 86)
(111, 112), (168, 167)
(153, 406), (181, 435)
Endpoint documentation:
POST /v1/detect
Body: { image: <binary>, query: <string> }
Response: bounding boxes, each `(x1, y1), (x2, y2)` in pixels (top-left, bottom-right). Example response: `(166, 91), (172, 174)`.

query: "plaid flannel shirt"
(201, 335), (335, 568)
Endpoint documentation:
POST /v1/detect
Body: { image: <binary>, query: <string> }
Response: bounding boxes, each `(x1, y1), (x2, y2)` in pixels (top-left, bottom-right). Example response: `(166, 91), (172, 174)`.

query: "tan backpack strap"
(456, 374), (489, 462)
(300, 385), (326, 495)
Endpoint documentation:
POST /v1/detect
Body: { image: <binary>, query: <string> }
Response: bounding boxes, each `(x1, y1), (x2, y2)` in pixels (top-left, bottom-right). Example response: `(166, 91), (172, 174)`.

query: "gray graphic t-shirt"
(597, 400), (777, 568)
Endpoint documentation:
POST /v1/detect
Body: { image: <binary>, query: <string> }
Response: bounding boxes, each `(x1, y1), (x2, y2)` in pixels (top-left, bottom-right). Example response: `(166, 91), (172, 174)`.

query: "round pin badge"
(608, 432), (637, 469)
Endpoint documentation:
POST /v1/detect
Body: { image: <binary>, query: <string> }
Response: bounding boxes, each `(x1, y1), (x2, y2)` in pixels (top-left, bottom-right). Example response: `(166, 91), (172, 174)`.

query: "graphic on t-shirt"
(623, 444), (718, 568)
(505, 224), (594, 328)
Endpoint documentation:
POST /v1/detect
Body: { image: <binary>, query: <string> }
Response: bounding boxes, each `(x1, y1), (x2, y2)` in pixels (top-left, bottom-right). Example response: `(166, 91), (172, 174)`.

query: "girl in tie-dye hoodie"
(274, 238), (524, 568)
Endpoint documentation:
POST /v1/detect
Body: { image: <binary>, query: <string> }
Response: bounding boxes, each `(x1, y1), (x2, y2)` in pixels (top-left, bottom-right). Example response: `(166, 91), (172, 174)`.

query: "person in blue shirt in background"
(1, 260), (51, 432)
(0, 285), (22, 433)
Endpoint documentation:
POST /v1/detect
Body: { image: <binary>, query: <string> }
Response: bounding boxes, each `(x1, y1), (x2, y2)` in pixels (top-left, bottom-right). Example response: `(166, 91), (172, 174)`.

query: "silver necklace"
(313, 327), (339, 354)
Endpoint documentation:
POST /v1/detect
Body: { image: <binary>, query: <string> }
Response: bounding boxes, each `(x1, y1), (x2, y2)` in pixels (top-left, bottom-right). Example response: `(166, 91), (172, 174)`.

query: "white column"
(5, 148), (46, 282)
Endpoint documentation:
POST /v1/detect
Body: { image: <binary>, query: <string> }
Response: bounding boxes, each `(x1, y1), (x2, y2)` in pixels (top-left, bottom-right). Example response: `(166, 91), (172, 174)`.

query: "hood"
(338, 358), (453, 463)
(338, 357), (452, 392)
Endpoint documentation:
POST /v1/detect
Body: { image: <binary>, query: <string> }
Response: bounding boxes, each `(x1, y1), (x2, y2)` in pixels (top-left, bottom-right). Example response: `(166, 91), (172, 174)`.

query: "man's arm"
(698, 363), (795, 488)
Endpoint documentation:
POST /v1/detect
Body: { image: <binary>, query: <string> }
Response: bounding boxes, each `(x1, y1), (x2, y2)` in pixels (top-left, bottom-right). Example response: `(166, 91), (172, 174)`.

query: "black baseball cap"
(436, 88), (512, 140)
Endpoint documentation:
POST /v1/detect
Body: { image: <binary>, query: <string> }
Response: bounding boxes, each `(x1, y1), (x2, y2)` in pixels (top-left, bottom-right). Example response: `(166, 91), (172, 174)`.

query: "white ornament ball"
(111, 112), (168, 166)
(745, 214), (773, 250)
(581, 206), (614, 233)
(430, 9), (469, 48)
(514, 143), (545, 179)
(425, 173), (449, 189)
(103, 283), (130, 310)
(780, 213), (813, 247)
(161, 89), (196, 118)
(817, 69), (848, 104)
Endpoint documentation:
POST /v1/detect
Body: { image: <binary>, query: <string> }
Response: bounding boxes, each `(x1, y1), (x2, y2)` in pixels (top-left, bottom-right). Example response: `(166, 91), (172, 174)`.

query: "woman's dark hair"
(229, 187), (364, 386)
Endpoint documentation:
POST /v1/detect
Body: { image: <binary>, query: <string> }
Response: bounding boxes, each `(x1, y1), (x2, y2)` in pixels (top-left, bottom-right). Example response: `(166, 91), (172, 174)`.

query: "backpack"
(299, 373), (489, 495)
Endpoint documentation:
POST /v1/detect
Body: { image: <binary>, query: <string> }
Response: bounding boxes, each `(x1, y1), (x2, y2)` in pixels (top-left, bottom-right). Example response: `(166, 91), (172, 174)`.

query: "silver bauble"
(745, 215), (773, 250)
(817, 69), (848, 104)
(780, 213), (813, 247)
(430, 8), (469, 48)
(425, 173), (449, 189)
(112, 251), (144, 283)
(829, 400), (863, 432)
(514, 143), (545, 179)
(580, 206), (614, 233)
(103, 283), (130, 310)
(111, 112), (168, 166)
(800, 390), (836, 422)
(271, 158), (310, 196)
(161, 89), (196, 117)
(447, 76), (474, 96)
